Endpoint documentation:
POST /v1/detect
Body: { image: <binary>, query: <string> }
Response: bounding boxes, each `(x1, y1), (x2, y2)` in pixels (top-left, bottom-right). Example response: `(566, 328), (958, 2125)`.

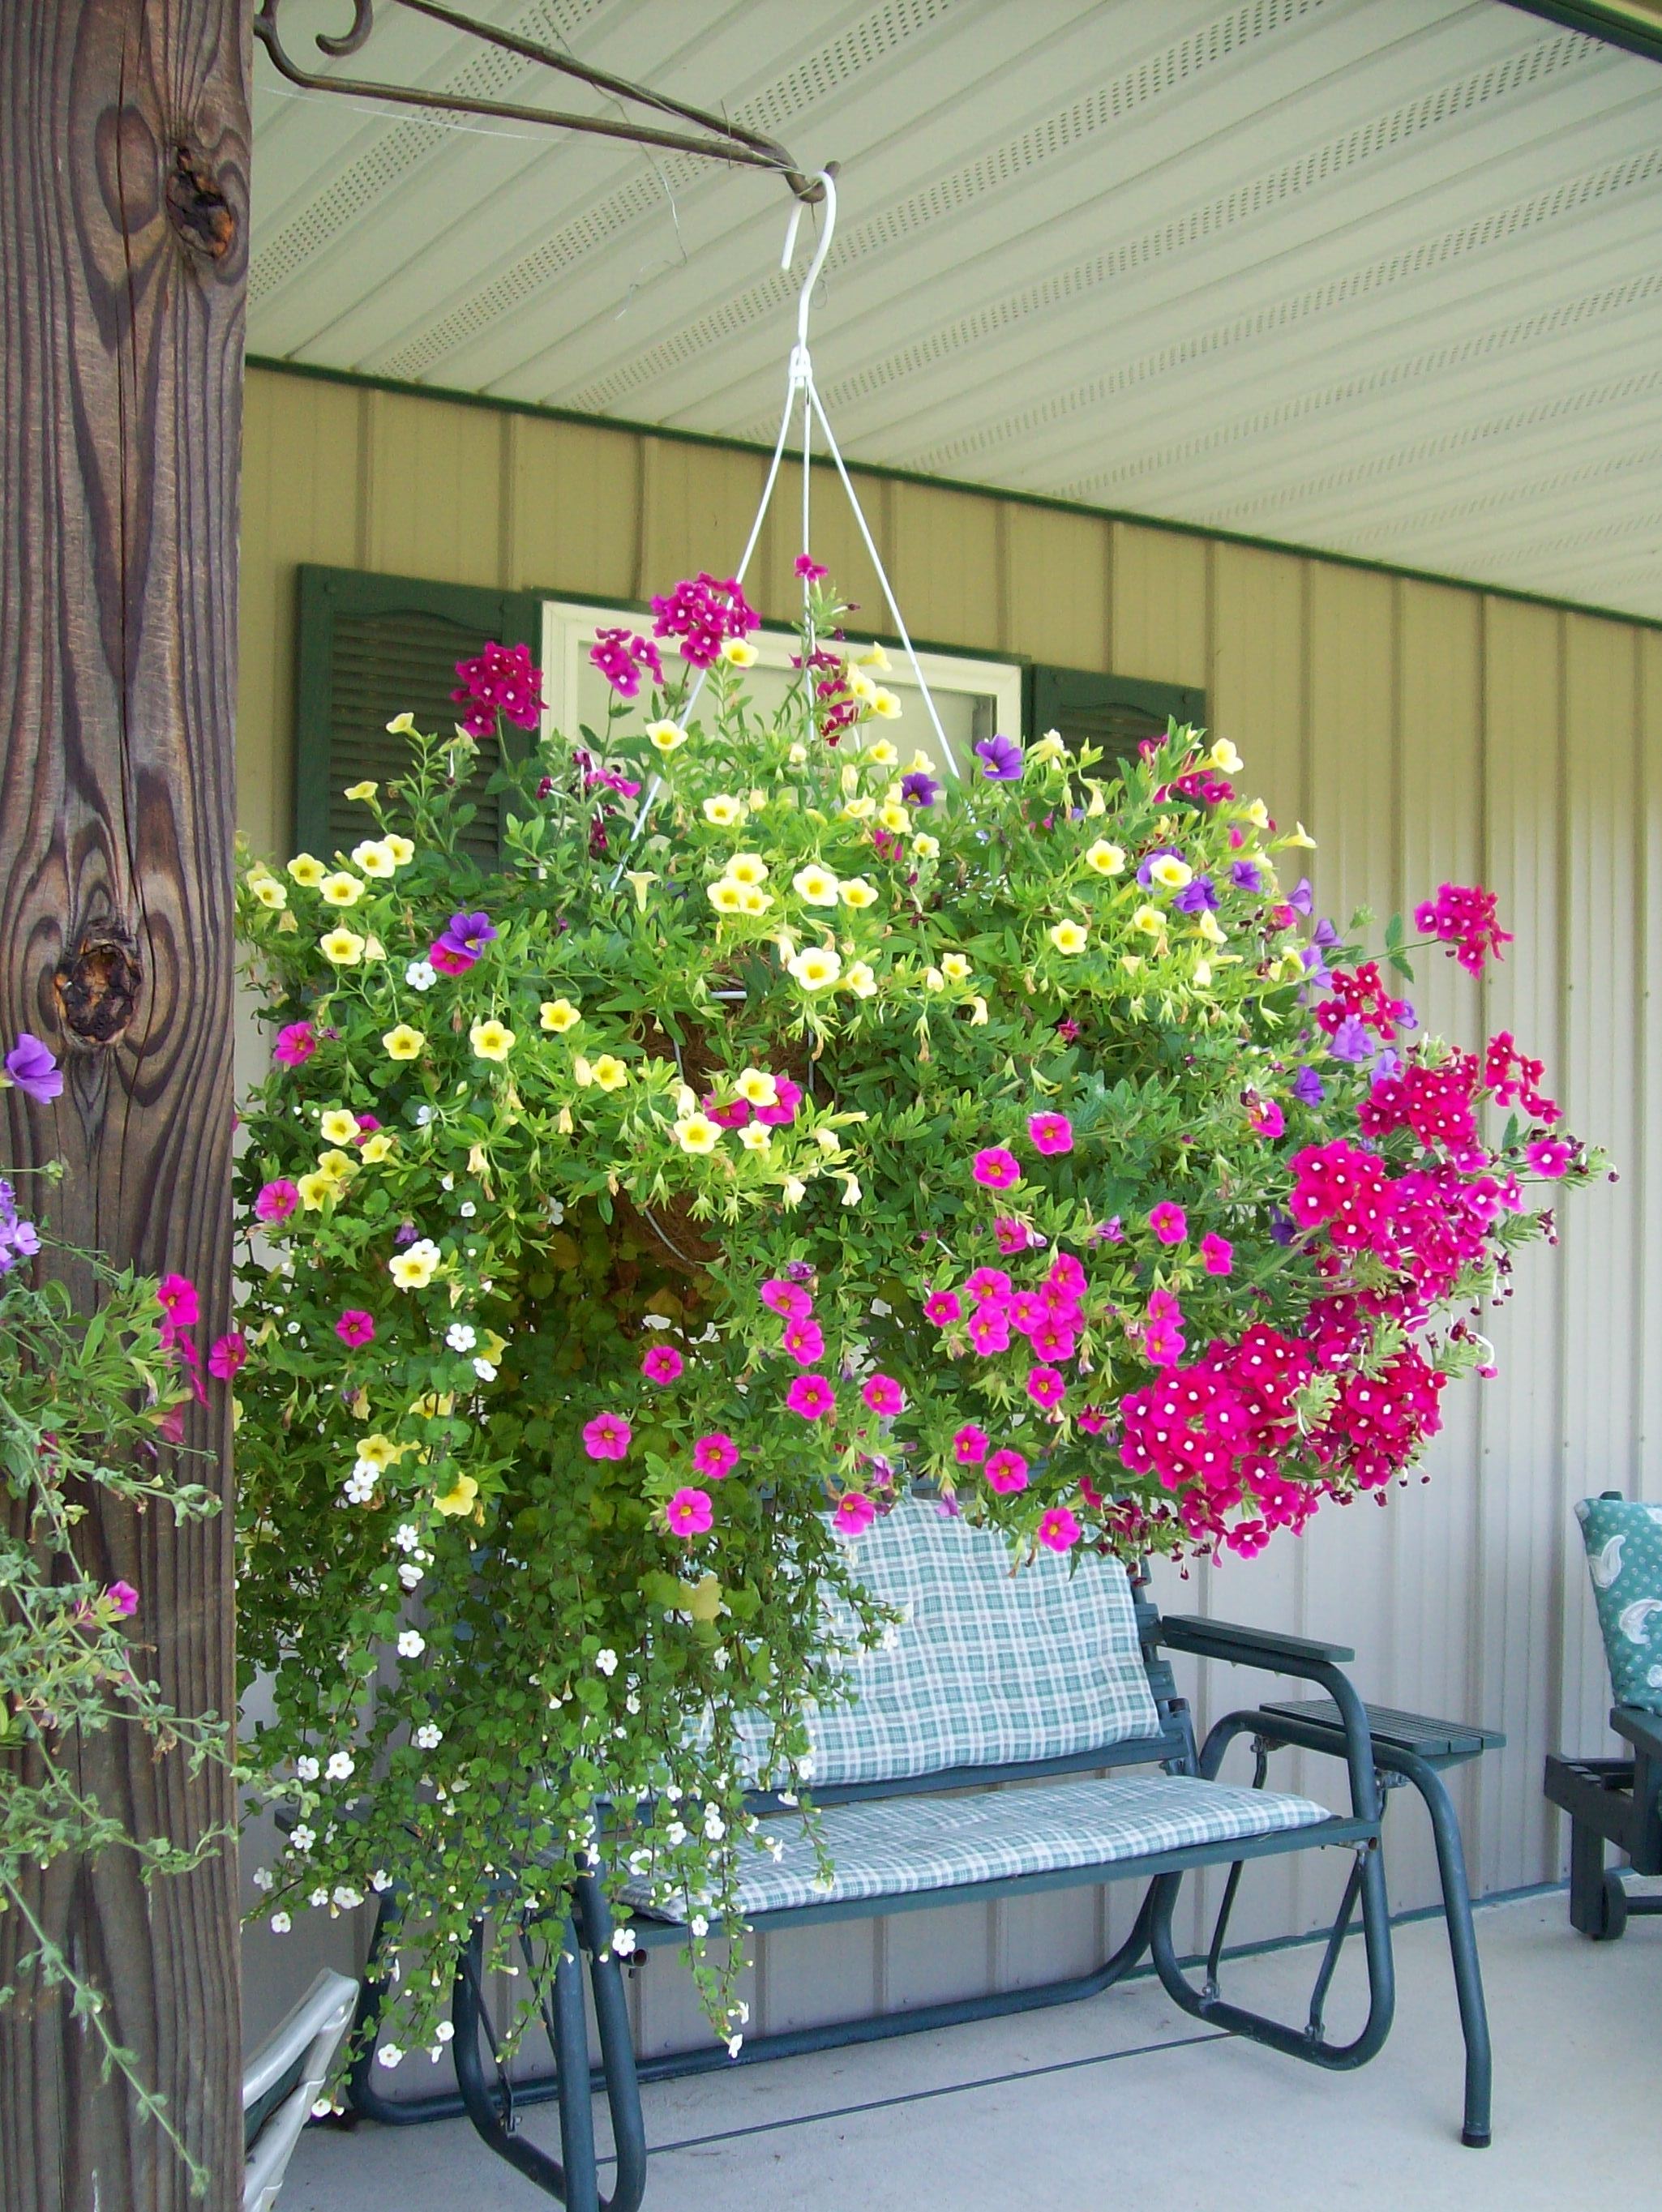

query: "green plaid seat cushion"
(1576, 1493), (1662, 1714)
(735, 1498), (1162, 1790)
(623, 1772), (1333, 1922)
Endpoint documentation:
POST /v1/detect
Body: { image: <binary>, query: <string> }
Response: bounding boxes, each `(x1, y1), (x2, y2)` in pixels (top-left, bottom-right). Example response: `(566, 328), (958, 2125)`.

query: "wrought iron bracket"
(254, 0), (830, 202)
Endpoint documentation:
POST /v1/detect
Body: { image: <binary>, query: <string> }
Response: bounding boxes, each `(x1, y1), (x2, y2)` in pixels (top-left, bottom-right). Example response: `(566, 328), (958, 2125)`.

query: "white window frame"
(539, 597), (1023, 772)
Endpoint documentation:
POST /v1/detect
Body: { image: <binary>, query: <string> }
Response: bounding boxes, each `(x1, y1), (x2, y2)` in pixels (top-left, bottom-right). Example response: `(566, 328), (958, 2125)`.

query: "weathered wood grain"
(0, 3), (248, 2206)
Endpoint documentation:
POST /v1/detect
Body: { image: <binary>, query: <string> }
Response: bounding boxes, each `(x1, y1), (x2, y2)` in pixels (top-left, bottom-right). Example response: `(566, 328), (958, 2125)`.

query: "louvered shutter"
(293, 567), (543, 866)
(1024, 665), (1206, 768)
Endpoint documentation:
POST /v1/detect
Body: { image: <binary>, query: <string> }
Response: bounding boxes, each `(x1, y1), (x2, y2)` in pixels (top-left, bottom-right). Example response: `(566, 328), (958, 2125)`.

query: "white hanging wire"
(610, 166), (954, 882)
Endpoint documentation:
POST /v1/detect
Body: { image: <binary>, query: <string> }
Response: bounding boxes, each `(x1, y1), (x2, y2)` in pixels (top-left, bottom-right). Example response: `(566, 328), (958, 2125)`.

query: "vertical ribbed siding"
(234, 368), (1660, 2070)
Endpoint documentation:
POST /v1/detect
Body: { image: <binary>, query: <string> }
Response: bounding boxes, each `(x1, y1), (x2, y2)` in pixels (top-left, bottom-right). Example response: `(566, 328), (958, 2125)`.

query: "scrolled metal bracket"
(253, 0), (829, 202)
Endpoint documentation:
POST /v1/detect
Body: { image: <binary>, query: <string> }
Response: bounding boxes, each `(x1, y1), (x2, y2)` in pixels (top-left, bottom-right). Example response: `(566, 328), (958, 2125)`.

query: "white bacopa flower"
(459, 1201), (477, 1218)
(666, 1821), (688, 1848)
(595, 1648), (619, 1675)
(325, 1751), (356, 1782)
(371, 1869), (392, 1893)
(396, 1630), (426, 1658)
(703, 1809), (726, 1841)
(445, 1322), (478, 1353)
(414, 1723), (443, 1749)
(288, 1825), (315, 1853)
(612, 1928), (638, 1957)
(269, 1911), (292, 1934)
(413, 1103), (435, 1126)
(398, 1562), (423, 1591)
(251, 1866), (274, 1893)
(546, 1198), (565, 1225)
(343, 1467), (377, 1505)
(294, 1756), (320, 1782)
(405, 960), (437, 991)
(690, 1913), (709, 1938)
(726, 2034), (743, 2060)
(393, 1523), (421, 1553)
(309, 1886), (330, 1908)
(376, 2045), (404, 2070)
(435, 2022), (455, 2044)
(332, 1885), (362, 1910)
(473, 1358), (498, 1382)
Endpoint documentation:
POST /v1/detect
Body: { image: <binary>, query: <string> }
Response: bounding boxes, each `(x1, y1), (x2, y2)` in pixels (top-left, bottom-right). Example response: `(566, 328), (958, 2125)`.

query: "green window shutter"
(293, 566), (543, 867)
(1024, 665), (1206, 768)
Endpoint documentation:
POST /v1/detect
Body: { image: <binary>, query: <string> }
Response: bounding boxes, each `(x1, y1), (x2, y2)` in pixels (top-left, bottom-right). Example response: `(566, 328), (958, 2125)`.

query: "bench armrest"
(1612, 1705), (1662, 1764)
(1159, 1615), (1356, 1668)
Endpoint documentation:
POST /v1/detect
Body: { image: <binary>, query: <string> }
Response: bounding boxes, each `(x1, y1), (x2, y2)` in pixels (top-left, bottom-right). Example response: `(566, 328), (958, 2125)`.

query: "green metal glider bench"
(375, 1500), (1448, 2210)
(1544, 1492), (1662, 1941)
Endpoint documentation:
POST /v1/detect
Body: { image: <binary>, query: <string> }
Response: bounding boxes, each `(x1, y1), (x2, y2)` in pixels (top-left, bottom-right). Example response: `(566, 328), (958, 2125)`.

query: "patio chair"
(242, 1968), (357, 2212)
(1544, 1492), (1662, 1940)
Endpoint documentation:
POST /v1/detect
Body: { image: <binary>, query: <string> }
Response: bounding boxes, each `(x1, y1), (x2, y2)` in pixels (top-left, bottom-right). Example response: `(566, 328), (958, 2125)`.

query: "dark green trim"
(1025, 665), (1206, 752)
(1497, 0), (1662, 64)
(249, 355), (1662, 637)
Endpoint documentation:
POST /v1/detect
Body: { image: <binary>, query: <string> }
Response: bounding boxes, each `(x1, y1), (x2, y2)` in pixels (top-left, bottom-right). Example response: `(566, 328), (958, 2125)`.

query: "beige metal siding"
(237, 366), (1658, 2064)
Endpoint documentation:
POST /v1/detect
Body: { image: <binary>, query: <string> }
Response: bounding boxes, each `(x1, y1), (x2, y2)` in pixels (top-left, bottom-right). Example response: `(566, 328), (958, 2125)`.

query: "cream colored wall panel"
(238, 369), (365, 860)
(1641, 631), (1662, 1497)
(754, 459), (889, 636)
(639, 436), (771, 610)
(365, 390), (504, 588)
(1000, 505), (1111, 671)
(506, 413), (641, 605)
(752, 1923), (880, 2039)
(885, 479), (1002, 654)
(1108, 524), (1209, 691)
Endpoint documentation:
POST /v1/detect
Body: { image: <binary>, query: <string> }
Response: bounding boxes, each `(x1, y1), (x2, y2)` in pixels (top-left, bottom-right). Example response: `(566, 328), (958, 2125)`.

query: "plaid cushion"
(623, 1772), (1334, 1922)
(1576, 1493), (1662, 1714)
(735, 1499), (1162, 1790)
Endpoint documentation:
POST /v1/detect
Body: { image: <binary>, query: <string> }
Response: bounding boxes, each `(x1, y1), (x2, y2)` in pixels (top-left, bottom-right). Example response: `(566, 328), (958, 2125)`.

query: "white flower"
(371, 1869), (392, 1893)
(666, 1820), (688, 1847)
(414, 1723), (443, 1749)
(595, 1648), (619, 1675)
(413, 1103), (435, 1127)
(398, 1562), (423, 1591)
(377, 2045), (404, 2070)
(546, 1199), (565, 1225)
(289, 1824), (315, 1853)
(841, 1175), (862, 1208)
(251, 1866), (274, 1892)
(343, 1466), (377, 1505)
(446, 1322), (478, 1353)
(310, 1886), (330, 1908)
(332, 1885), (362, 1910)
(473, 1358), (499, 1382)
(325, 1752), (356, 1782)
(726, 2034), (743, 2060)
(269, 1911), (292, 1934)
(459, 1201), (476, 1218)
(393, 1523), (421, 1553)
(396, 1630), (426, 1658)
(612, 1927), (638, 1957)
(781, 1176), (807, 1209)
(294, 1756), (320, 1782)
(703, 1808), (726, 1841)
(690, 1913), (709, 1938)
(405, 961), (437, 991)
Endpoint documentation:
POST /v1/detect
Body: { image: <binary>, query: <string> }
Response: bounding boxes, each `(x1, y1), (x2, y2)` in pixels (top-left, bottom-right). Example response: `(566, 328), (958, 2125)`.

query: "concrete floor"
(285, 1891), (1657, 2212)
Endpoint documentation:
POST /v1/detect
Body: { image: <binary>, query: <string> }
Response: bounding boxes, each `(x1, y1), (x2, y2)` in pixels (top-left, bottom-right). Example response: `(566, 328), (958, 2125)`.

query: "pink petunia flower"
(272, 1022), (316, 1069)
(984, 1448), (1030, 1495)
(642, 1344), (685, 1385)
(964, 1267), (1013, 1305)
(755, 1076), (803, 1127)
(1028, 1112), (1073, 1156)
(1201, 1233), (1234, 1276)
(156, 1274), (199, 1331)
(1148, 1201), (1188, 1246)
(666, 1486), (713, 1538)
(760, 1277), (813, 1321)
(1527, 1136), (1574, 1179)
(208, 1331), (248, 1380)
(786, 1374), (837, 1420)
(1077, 1406), (1107, 1435)
(1026, 1365), (1067, 1410)
(255, 1179), (300, 1224)
(105, 1581), (140, 1618)
(1038, 1507), (1081, 1553)
(692, 1431), (739, 1479)
(972, 1148), (1022, 1191)
(782, 1316), (826, 1365)
(923, 1290), (962, 1328)
(336, 1309), (376, 1347)
(834, 1491), (876, 1535)
(429, 940), (476, 976)
(1028, 1319), (1077, 1363)
(863, 1374), (904, 1417)
(994, 1217), (1033, 1254)
(582, 1412), (632, 1461)
(953, 1423), (989, 1465)
(966, 1303), (1012, 1357)
(1047, 1254), (1087, 1299)
(1247, 1097), (1286, 1140)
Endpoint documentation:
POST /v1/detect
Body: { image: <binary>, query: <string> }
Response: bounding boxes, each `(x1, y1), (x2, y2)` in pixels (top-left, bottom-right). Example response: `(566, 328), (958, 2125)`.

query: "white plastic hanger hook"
(781, 169), (837, 367)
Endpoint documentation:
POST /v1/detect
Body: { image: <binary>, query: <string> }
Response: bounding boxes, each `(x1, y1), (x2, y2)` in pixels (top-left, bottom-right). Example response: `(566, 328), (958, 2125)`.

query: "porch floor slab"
(282, 1891), (1657, 2211)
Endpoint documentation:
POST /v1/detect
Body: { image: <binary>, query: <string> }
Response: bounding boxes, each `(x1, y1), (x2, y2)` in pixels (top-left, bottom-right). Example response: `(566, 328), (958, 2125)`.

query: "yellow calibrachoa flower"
(720, 637), (759, 668)
(739, 1123), (773, 1153)
(320, 928), (366, 966)
(673, 1113), (722, 1155)
(345, 780), (378, 802)
(1029, 729), (1066, 764)
(707, 880), (744, 914)
(435, 1474), (479, 1517)
(846, 667), (876, 705)
(1284, 821), (1317, 849)
(385, 712), (415, 736)
(735, 1067), (778, 1107)
(363, 935), (385, 961)
(859, 642), (893, 672)
(703, 794), (747, 827)
(319, 871), (364, 906)
(352, 839), (397, 877)
(1132, 905), (1165, 937)
(1209, 739), (1243, 774)
(589, 1055), (628, 1092)
(941, 952), (972, 984)
(877, 804), (911, 836)
(923, 965), (945, 990)
(1048, 920), (1090, 955)
(411, 1390), (456, 1419)
(844, 961), (877, 999)
(1085, 839), (1126, 875)
(470, 1019), (515, 1062)
(967, 995), (989, 1025)
(870, 688), (902, 719)
(842, 795), (876, 822)
(793, 863), (840, 907)
(319, 1109), (359, 1145)
(1274, 950), (1307, 983)
(645, 719), (687, 754)
(251, 877), (287, 910)
(389, 1239), (441, 1290)
(863, 738), (898, 768)
(359, 1132), (396, 1164)
(1147, 854), (1193, 892)
(737, 884), (773, 915)
(383, 1024), (426, 1060)
(296, 1170), (338, 1211)
(383, 832), (415, 866)
(724, 853), (769, 887)
(1121, 953), (1144, 975)
(317, 1149), (358, 1182)
(912, 832), (940, 861)
(355, 1433), (403, 1470)
(539, 998), (580, 1033)
(1197, 909), (1227, 947)
(786, 944), (842, 991)
(1193, 959), (1214, 989)
(287, 852), (326, 887)
(839, 877), (879, 910)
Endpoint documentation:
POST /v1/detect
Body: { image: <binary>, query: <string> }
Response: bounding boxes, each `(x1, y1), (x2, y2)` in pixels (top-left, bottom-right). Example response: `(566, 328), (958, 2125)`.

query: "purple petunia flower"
(1288, 878), (1315, 918)
(1173, 875), (1219, 913)
(1312, 916), (1340, 950)
(1300, 943), (1331, 989)
(973, 733), (1024, 782)
(436, 910), (497, 963)
(1291, 1066), (1326, 1107)
(901, 771), (940, 808)
(0, 1179), (41, 1277)
(1372, 1047), (1402, 1081)
(1328, 1015), (1371, 1063)
(4, 1033), (62, 1105)
(1230, 860), (1262, 893)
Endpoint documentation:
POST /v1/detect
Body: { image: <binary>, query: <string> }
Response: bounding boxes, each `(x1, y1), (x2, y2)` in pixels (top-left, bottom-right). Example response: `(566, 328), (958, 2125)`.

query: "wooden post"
(0, 3), (248, 2206)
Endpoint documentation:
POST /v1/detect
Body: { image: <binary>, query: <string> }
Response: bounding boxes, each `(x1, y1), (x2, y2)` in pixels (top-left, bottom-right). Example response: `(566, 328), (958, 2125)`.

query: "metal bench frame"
(1544, 1704), (1662, 1941)
(394, 1575), (1418, 2212)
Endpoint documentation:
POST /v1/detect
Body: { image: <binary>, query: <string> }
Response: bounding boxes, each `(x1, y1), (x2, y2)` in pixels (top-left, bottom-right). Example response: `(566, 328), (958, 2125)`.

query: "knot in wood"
(55, 929), (142, 1047)
(165, 146), (236, 260)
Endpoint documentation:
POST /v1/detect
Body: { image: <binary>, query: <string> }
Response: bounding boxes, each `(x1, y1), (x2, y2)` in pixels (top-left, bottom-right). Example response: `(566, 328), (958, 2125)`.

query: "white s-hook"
(781, 169), (837, 378)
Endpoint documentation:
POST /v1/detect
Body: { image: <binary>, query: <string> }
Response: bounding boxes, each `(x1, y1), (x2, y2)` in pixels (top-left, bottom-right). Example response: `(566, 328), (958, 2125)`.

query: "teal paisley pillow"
(1576, 1493), (1662, 1715)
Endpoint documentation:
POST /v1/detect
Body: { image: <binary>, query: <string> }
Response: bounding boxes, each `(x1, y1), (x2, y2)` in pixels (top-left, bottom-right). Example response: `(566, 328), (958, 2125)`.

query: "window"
(1024, 665), (1206, 767)
(541, 597), (1025, 776)
(293, 567), (542, 866)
